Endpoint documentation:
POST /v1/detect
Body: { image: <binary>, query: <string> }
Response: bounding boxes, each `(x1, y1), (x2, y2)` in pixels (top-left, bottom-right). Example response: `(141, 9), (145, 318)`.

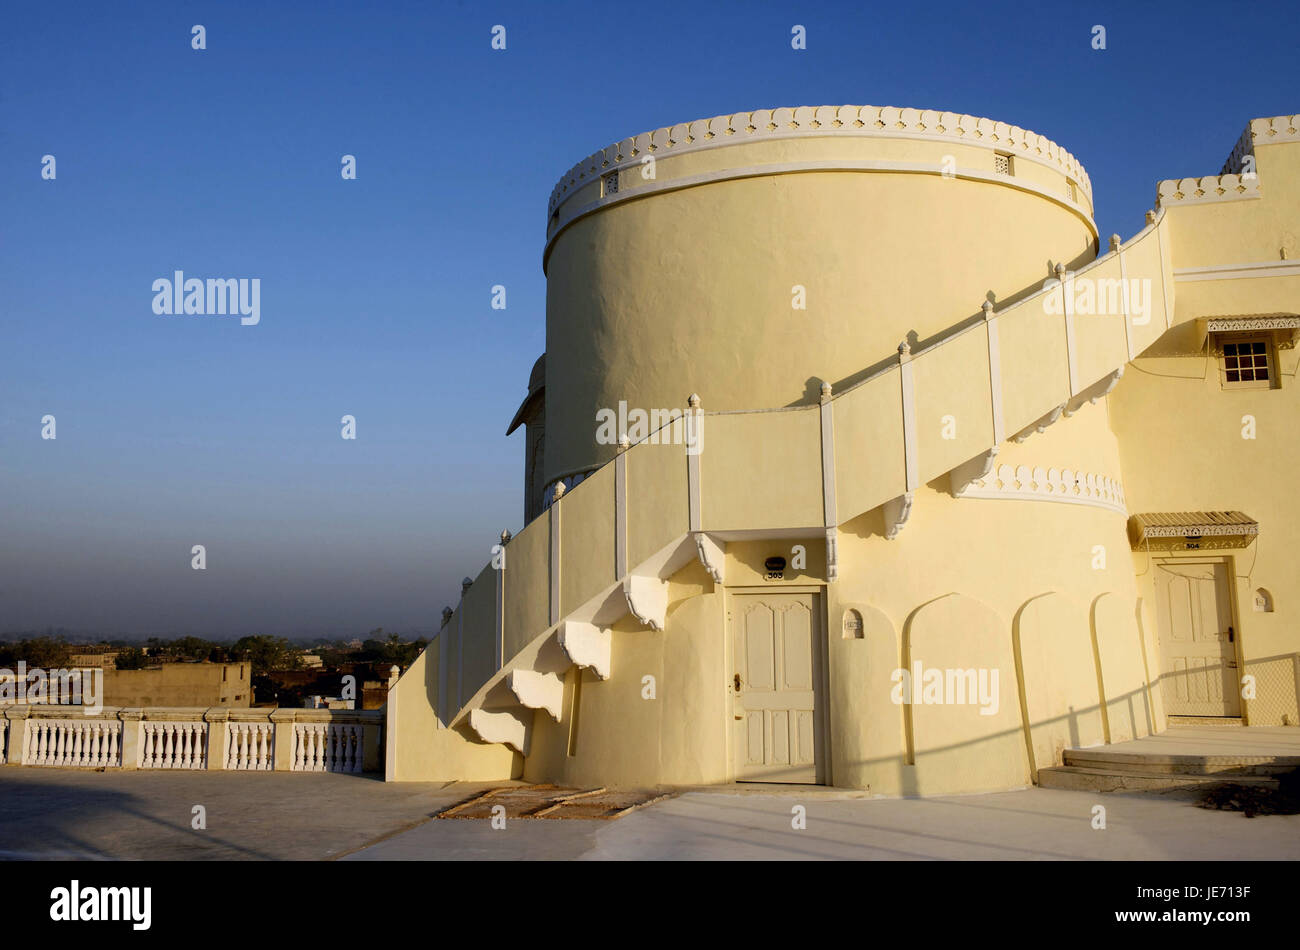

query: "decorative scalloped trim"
(1156, 173), (1260, 207)
(1221, 114), (1300, 174)
(547, 105), (1093, 219)
(957, 464), (1126, 514)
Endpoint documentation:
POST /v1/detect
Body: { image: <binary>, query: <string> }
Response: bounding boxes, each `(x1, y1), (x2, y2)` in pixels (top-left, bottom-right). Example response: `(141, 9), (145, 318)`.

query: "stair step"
(1038, 766), (1283, 793)
(1167, 716), (1244, 727)
(1062, 749), (1300, 776)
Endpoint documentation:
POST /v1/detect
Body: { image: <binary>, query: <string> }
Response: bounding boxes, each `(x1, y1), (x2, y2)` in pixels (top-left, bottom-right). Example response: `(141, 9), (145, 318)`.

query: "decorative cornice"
(547, 105), (1093, 221)
(1156, 173), (1260, 208)
(956, 464), (1126, 515)
(1221, 114), (1300, 174)
(1206, 314), (1300, 332)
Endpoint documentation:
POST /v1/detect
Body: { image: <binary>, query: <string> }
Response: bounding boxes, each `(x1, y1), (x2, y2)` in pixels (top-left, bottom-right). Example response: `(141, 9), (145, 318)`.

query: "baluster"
(178, 724), (189, 769)
(314, 725), (325, 771)
(108, 724), (119, 767)
(225, 726), (235, 769)
(89, 724), (100, 767)
(351, 725), (362, 773)
(255, 724), (265, 770)
(54, 724), (65, 766)
(293, 726), (304, 771)
(329, 726), (340, 772)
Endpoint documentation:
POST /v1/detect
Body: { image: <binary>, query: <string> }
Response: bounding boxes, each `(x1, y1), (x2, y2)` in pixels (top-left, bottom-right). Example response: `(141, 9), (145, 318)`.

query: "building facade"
(387, 107), (1300, 795)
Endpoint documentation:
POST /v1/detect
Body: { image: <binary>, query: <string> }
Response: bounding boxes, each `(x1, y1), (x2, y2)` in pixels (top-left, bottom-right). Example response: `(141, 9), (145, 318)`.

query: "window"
(1066, 179), (1077, 202)
(993, 152), (1013, 176)
(1221, 336), (1274, 389)
(602, 171), (619, 197)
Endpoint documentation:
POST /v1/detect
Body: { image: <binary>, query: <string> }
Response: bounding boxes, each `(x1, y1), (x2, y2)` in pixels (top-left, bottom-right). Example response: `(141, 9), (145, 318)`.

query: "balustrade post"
(269, 709), (296, 771)
(2, 707), (29, 766)
(204, 708), (228, 772)
(118, 708), (143, 770)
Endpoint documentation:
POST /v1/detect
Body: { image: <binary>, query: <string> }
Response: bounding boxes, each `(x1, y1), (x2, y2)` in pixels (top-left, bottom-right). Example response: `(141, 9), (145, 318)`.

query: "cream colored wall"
(1110, 130), (1300, 726)
(384, 631), (519, 782)
(701, 409), (822, 530)
(1110, 337), (1300, 726)
(502, 510), (550, 662)
(544, 150), (1096, 484)
(823, 402), (1154, 796)
(559, 463), (617, 616)
(525, 560), (731, 786)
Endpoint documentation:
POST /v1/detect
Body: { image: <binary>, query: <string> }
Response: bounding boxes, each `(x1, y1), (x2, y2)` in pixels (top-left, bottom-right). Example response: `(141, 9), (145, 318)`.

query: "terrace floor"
(0, 764), (1295, 860)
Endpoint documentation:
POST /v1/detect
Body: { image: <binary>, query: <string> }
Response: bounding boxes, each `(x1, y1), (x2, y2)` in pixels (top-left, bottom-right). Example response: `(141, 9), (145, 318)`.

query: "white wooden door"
(1155, 560), (1240, 717)
(731, 592), (821, 783)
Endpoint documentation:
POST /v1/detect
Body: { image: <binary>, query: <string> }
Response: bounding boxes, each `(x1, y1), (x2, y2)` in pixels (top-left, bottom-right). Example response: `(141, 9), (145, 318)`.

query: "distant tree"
(230, 635), (302, 675)
(113, 648), (150, 670)
(0, 636), (72, 668)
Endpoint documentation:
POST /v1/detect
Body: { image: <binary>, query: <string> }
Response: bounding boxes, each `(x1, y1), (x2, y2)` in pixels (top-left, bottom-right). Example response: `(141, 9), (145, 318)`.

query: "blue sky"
(1, 0), (1295, 639)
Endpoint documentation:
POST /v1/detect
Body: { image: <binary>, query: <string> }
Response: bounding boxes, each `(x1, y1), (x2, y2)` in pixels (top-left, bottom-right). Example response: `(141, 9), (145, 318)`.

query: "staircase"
(1038, 746), (1300, 792)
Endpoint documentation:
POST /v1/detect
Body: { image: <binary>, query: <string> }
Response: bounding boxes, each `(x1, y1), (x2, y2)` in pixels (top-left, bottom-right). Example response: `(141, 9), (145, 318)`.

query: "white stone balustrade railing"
(0, 706), (383, 773)
(226, 722), (274, 771)
(25, 719), (121, 768)
(141, 720), (208, 769)
(292, 722), (363, 773)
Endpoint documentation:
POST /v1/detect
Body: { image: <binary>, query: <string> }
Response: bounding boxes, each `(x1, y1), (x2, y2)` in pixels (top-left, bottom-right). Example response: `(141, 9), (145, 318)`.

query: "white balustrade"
(23, 719), (122, 767)
(225, 722), (275, 770)
(292, 722), (363, 773)
(139, 721), (208, 769)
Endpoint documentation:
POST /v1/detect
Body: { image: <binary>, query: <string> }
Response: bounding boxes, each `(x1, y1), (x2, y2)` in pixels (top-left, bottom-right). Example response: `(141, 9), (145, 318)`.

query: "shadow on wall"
(837, 579), (1162, 797)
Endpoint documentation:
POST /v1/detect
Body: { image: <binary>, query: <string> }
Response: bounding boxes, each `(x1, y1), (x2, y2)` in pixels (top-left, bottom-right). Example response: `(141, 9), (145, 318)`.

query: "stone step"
(1062, 749), (1300, 776)
(1166, 716), (1244, 727)
(1037, 766), (1283, 793)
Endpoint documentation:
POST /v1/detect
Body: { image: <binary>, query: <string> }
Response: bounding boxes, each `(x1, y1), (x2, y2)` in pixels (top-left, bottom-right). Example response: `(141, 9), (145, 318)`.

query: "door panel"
(1155, 561), (1240, 717)
(732, 593), (822, 783)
